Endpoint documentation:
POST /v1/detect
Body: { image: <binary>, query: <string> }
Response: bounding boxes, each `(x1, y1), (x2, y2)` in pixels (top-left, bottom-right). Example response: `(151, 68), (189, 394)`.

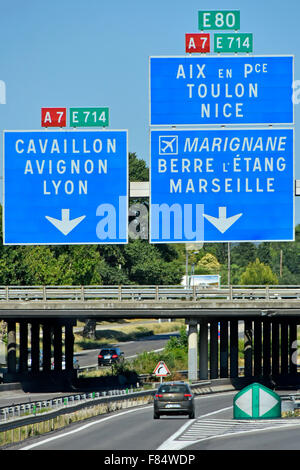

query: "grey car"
(153, 381), (195, 419)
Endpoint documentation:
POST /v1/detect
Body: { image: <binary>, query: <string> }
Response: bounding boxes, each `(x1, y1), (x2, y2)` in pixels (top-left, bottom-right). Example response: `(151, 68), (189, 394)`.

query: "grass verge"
(74, 320), (184, 351)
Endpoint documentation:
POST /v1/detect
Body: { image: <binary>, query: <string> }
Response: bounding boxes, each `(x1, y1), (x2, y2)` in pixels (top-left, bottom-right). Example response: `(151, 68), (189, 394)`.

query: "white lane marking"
(126, 349), (164, 360)
(177, 420), (300, 449)
(158, 414), (300, 450)
(20, 406), (151, 450)
(157, 406), (232, 450)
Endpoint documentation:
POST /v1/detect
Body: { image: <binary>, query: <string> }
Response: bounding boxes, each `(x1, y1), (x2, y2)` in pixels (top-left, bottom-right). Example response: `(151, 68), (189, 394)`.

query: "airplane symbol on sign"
(159, 136), (178, 155)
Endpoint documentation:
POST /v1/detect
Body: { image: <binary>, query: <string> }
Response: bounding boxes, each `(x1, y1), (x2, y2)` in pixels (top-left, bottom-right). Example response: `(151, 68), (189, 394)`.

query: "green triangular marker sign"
(234, 383), (281, 419)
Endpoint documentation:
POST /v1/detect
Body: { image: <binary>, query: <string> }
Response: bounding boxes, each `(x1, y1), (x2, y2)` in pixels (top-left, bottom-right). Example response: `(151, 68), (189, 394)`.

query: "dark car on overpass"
(98, 347), (124, 367)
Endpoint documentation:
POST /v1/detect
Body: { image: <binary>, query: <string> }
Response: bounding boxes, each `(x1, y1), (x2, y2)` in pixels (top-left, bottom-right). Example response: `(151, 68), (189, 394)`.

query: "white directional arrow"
(203, 207), (242, 234)
(45, 209), (86, 236)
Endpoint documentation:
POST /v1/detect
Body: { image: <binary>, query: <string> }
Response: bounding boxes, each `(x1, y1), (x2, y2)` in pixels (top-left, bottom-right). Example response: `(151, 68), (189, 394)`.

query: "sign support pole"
(228, 243), (231, 286)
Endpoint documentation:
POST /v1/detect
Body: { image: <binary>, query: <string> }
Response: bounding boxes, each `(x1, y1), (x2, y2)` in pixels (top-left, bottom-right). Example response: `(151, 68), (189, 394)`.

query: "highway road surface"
(7, 391), (300, 451)
(76, 330), (179, 369)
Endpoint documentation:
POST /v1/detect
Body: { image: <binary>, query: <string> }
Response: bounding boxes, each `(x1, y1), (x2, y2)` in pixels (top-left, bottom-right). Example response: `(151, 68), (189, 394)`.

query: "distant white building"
(181, 274), (220, 288)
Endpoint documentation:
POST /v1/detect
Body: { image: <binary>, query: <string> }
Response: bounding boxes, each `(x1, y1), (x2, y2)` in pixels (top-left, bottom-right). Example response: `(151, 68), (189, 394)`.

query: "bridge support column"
(210, 321), (218, 379)
(199, 320), (208, 380)
(65, 321), (75, 371)
(281, 322), (289, 375)
(7, 320), (16, 374)
(31, 321), (40, 373)
(187, 320), (198, 382)
(289, 321), (297, 375)
(244, 320), (253, 377)
(19, 321), (28, 373)
(230, 320), (239, 378)
(272, 321), (280, 376)
(53, 322), (63, 371)
(220, 320), (228, 378)
(42, 321), (52, 372)
(4, 317), (77, 386)
(254, 320), (262, 376)
(263, 319), (271, 377)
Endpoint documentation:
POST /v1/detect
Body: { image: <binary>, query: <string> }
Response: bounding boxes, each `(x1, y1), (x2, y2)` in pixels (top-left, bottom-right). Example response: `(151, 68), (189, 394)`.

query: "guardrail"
(0, 386), (156, 446)
(0, 379), (220, 427)
(0, 285), (299, 302)
(0, 387), (140, 424)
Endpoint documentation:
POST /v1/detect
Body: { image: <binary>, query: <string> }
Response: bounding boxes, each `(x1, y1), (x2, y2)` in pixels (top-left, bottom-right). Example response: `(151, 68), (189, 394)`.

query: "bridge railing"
(0, 285), (299, 301)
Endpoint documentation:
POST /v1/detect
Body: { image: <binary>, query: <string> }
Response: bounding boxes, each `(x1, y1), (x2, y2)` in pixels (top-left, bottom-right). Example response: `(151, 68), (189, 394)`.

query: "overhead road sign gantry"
(3, 129), (128, 245)
(150, 127), (294, 243)
(149, 55), (294, 126)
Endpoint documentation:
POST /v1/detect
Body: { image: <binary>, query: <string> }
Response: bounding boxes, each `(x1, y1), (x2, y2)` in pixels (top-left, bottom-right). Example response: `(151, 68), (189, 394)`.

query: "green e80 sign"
(199, 10), (240, 30)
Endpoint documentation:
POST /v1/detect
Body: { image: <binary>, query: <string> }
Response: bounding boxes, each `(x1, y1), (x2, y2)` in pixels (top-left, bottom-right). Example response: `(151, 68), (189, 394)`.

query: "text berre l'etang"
(157, 134), (290, 195)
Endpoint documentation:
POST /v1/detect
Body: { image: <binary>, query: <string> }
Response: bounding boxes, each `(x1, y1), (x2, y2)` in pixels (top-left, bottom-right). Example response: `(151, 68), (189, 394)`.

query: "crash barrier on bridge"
(0, 284), (299, 302)
(0, 379), (235, 447)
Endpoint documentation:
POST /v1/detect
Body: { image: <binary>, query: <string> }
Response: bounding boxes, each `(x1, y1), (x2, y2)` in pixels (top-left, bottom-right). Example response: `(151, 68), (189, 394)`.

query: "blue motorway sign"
(3, 129), (128, 244)
(150, 128), (294, 243)
(150, 56), (294, 125)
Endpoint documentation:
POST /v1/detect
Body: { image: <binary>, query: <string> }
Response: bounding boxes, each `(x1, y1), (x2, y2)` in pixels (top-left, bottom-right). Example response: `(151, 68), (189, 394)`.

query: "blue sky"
(0, 0), (299, 227)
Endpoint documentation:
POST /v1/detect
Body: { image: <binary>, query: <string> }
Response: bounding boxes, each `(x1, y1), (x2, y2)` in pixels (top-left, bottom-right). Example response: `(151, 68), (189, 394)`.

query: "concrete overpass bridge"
(1, 285), (300, 388)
